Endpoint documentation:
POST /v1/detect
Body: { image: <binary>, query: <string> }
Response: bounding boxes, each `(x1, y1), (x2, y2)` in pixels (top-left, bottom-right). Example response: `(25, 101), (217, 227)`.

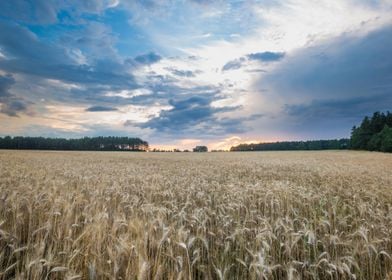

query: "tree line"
(0, 136), (149, 151)
(1, 112), (391, 153)
(230, 139), (349, 151)
(230, 111), (392, 153)
(350, 111), (392, 152)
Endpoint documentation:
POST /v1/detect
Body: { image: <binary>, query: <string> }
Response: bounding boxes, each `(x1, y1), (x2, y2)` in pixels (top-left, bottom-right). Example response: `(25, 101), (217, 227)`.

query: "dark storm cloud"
(0, 20), (138, 96)
(257, 24), (392, 136)
(1, 100), (28, 117)
(0, 74), (14, 99)
(85, 105), (119, 112)
(261, 25), (392, 100)
(0, 74), (29, 117)
(138, 95), (245, 135)
(0, 18), (142, 121)
(284, 93), (392, 120)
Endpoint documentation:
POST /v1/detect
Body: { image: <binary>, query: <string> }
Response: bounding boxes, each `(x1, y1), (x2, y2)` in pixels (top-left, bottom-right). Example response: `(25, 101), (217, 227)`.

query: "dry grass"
(0, 150), (392, 279)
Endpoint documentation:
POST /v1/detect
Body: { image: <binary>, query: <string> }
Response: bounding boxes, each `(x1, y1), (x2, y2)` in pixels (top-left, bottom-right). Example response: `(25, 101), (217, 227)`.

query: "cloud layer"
(256, 24), (392, 136)
(0, 0), (391, 148)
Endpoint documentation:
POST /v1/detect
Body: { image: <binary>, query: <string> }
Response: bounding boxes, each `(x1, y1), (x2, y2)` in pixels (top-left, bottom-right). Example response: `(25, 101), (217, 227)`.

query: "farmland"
(0, 150), (392, 279)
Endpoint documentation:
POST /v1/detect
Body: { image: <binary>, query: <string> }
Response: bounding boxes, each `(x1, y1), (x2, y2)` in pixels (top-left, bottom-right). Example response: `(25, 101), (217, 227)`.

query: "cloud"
(140, 95), (221, 130)
(189, 0), (218, 5)
(0, 0), (119, 25)
(247, 51), (285, 62)
(284, 93), (392, 120)
(1, 100), (28, 117)
(0, 74), (29, 117)
(166, 68), (200, 77)
(137, 94), (245, 136)
(0, 0), (58, 24)
(222, 58), (245, 71)
(134, 52), (162, 65)
(260, 24), (392, 101)
(1, 0), (392, 143)
(0, 74), (14, 98)
(253, 24), (392, 137)
(0, 21), (66, 63)
(127, 74), (263, 138)
(60, 21), (119, 61)
(127, 79), (219, 105)
(0, 20), (138, 106)
(85, 105), (118, 112)
(222, 51), (285, 71)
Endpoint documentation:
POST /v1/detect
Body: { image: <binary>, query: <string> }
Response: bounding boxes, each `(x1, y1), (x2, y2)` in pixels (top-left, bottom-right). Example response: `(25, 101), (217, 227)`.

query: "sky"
(0, 0), (391, 150)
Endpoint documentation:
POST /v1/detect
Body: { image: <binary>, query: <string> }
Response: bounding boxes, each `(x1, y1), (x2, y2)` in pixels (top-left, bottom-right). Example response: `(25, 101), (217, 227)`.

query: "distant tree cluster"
(0, 136), (149, 151)
(193, 146), (208, 152)
(230, 139), (349, 151)
(350, 112), (392, 152)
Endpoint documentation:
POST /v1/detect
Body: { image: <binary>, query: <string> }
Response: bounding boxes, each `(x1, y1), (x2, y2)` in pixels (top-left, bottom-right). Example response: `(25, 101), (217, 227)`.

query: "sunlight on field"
(1, 151), (392, 279)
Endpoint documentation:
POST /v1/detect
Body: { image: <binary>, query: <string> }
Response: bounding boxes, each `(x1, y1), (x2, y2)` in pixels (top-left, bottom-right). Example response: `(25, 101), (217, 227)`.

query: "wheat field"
(0, 150), (391, 279)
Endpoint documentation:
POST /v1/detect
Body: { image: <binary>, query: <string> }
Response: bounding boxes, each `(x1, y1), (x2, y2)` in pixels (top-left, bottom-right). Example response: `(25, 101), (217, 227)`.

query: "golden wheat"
(0, 150), (391, 279)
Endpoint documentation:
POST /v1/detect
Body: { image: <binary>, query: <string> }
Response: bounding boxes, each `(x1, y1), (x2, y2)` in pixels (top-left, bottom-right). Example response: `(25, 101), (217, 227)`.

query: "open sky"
(0, 0), (391, 150)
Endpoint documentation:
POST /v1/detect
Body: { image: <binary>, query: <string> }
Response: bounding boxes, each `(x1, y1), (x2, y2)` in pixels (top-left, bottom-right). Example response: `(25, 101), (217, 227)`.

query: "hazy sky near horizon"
(0, 0), (391, 149)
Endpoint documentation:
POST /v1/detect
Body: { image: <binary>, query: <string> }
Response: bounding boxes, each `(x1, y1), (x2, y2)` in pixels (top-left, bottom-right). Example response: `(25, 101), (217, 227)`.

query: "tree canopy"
(0, 136), (148, 151)
(350, 111), (392, 152)
(230, 139), (349, 152)
(193, 146), (208, 152)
